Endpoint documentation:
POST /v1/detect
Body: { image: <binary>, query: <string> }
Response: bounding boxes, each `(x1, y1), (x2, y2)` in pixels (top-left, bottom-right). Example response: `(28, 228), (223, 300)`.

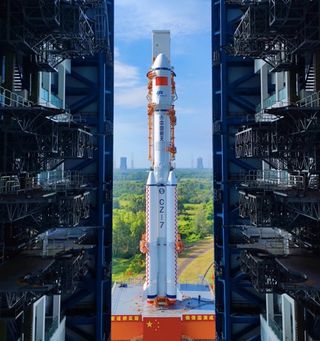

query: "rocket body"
(142, 35), (180, 304)
(152, 53), (172, 185)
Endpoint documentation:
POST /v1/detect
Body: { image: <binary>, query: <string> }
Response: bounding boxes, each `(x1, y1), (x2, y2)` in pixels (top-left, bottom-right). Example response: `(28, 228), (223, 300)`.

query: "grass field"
(112, 258), (133, 282)
(178, 248), (213, 283)
(113, 238), (214, 285)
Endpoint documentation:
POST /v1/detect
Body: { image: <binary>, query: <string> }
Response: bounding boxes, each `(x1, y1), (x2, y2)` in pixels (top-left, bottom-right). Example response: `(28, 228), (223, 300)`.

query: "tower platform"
(111, 282), (215, 341)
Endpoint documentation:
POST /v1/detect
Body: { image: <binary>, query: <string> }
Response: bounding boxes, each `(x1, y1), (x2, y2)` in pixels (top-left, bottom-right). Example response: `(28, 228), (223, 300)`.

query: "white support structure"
(30, 295), (65, 341)
(282, 294), (296, 341)
(152, 30), (171, 63)
(33, 296), (46, 341)
(261, 293), (298, 341)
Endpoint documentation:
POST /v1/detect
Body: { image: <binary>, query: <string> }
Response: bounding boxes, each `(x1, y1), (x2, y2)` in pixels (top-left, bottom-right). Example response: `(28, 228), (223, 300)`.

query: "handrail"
(0, 84), (65, 110)
(0, 85), (33, 108)
(243, 169), (306, 190)
(0, 170), (93, 194)
(297, 91), (320, 108)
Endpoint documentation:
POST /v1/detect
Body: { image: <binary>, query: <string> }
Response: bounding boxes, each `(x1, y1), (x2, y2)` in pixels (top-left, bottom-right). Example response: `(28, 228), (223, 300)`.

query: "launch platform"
(111, 282), (215, 341)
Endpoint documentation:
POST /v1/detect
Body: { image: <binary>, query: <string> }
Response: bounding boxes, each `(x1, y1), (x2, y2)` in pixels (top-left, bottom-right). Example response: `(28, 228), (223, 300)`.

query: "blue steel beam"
(64, 1), (114, 340)
(212, 1), (263, 340)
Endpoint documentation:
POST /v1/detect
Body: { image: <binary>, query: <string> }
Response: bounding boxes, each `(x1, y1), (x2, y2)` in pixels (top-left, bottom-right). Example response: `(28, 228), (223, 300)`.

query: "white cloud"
(174, 106), (200, 116)
(114, 118), (146, 136)
(114, 47), (120, 58)
(114, 48), (146, 108)
(114, 86), (146, 109)
(115, 0), (210, 41)
(114, 60), (140, 88)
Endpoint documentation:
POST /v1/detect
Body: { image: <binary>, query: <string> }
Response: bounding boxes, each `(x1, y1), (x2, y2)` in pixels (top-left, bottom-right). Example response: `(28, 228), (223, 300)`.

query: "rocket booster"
(140, 32), (182, 305)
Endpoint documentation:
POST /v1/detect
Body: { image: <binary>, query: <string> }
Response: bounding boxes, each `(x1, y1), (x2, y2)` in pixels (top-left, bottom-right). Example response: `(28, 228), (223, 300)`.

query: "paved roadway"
(178, 238), (213, 278)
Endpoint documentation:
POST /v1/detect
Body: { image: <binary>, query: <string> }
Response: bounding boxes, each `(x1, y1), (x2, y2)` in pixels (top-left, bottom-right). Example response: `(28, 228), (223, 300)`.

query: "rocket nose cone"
(153, 53), (170, 69)
(167, 171), (177, 185)
(147, 171), (156, 185)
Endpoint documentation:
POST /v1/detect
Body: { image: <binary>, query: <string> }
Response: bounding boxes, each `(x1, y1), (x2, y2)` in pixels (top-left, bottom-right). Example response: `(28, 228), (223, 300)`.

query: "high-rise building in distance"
(120, 157), (127, 170)
(197, 157), (204, 169)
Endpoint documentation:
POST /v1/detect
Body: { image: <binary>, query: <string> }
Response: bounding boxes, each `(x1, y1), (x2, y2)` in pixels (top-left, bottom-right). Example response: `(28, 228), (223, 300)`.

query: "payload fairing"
(140, 31), (183, 305)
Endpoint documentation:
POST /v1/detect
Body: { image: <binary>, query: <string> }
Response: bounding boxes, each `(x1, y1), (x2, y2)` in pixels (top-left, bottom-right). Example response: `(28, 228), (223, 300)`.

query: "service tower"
(139, 30), (183, 305)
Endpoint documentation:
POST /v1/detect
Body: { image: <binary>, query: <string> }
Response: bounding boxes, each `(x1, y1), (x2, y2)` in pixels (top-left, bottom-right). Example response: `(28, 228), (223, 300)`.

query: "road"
(178, 237), (213, 278)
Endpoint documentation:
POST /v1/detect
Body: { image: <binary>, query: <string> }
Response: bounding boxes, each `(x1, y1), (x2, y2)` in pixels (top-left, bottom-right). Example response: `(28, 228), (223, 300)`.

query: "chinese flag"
(143, 317), (181, 341)
(155, 76), (168, 86)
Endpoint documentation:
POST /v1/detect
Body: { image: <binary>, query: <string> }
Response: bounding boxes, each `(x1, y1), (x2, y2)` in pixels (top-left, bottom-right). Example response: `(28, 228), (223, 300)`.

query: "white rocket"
(140, 31), (183, 305)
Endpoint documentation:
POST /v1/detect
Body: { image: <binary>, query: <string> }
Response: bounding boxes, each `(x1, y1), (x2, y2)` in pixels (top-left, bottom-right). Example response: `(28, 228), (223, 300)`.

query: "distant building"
(197, 157), (204, 169)
(120, 157), (127, 170)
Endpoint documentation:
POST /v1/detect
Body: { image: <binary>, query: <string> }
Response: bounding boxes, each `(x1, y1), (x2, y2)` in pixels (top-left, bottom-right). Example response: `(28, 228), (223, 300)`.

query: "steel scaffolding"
(0, 0), (113, 340)
(227, 0), (320, 336)
(0, 0), (110, 70)
(213, 2), (263, 340)
(233, 0), (320, 70)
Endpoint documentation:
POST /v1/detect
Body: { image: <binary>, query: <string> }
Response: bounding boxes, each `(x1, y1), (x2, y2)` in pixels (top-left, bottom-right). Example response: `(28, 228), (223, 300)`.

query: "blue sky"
(114, 0), (212, 168)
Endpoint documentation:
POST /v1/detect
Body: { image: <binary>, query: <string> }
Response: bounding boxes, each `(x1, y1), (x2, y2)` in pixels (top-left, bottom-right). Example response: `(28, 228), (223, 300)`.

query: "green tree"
(118, 194), (145, 213)
(194, 204), (212, 237)
(113, 209), (145, 258)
